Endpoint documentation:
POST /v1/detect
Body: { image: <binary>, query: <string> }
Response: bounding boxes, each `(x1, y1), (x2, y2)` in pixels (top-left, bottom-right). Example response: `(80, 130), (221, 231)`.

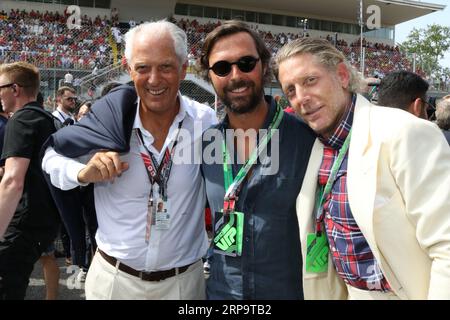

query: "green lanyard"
(315, 129), (352, 235)
(222, 105), (284, 212)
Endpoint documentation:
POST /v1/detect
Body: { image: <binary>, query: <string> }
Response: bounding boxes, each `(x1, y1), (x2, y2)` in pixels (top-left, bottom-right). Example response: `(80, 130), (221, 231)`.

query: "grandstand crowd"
(0, 9), (426, 80)
(0, 8), (113, 70)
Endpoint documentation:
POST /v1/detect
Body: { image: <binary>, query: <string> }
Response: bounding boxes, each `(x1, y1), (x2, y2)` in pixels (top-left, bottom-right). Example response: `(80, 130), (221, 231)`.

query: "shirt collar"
(319, 94), (356, 150)
(132, 91), (191, 131)
(56, 106), (71, 119)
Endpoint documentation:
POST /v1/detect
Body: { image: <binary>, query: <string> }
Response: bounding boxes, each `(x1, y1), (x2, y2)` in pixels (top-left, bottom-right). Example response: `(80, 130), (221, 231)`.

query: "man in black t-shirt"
(0, 62), (60, 300)
(0, 100), (8, 177)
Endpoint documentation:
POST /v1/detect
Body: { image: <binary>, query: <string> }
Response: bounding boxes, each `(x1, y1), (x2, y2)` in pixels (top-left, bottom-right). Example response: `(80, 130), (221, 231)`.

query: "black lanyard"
(58, 110), (68, 121)
(135, 120), (183, 200)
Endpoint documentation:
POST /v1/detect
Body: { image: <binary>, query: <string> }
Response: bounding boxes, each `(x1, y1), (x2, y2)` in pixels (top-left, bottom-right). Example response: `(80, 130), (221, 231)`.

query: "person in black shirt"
(0, 62), (60, 300)
(0, 100), (8, 178)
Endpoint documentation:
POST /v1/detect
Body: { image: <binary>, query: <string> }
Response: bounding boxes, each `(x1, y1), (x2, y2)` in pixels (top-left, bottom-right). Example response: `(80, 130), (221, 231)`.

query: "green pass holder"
(305, 232), (329, 273)
(306, 129), (352, 273)
(213, 210), (244, 257)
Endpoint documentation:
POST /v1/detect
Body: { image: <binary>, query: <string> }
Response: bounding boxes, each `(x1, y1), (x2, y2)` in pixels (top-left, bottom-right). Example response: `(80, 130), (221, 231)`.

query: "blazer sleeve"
(389, 119), (450, 299)
(48, 84), (138, 158)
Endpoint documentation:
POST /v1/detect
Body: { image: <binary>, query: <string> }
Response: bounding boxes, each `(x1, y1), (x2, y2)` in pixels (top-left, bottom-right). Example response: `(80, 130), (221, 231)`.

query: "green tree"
(400, 24), (450, 89)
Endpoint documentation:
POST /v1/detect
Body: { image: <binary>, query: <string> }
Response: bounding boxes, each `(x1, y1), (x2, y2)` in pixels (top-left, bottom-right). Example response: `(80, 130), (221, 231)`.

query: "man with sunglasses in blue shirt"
(198, 21), (316, 299)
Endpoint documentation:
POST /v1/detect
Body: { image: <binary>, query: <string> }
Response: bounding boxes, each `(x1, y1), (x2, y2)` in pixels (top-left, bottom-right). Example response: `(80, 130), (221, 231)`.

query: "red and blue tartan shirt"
(317, 94), (391, 292)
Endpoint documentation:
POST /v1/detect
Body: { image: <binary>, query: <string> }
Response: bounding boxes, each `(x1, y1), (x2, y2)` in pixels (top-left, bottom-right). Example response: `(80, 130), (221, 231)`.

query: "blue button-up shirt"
(201, 96), (316, 299)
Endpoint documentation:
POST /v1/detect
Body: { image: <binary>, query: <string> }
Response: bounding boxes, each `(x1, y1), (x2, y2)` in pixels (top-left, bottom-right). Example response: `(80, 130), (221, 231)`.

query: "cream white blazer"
(296, 95), (450, 300)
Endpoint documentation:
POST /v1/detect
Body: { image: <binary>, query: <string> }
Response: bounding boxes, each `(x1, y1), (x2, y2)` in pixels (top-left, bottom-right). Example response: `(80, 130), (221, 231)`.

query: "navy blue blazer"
(46, 83), (138, 157)
(43, 83), (138, 266)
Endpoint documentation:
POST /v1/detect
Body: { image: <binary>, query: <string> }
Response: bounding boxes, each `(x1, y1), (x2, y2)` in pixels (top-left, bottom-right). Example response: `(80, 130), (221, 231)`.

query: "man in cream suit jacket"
(274, 38), (450, 300)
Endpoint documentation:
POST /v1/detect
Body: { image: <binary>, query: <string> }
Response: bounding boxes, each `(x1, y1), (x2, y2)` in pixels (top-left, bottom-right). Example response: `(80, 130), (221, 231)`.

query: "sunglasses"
(64, 97), (78, 102)
(208, 56), (260, 77)
(0, 83), (15, 90)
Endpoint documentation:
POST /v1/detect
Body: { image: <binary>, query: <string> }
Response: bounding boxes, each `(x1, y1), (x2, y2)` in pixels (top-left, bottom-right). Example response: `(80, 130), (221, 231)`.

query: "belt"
(98, 249), (194, 282)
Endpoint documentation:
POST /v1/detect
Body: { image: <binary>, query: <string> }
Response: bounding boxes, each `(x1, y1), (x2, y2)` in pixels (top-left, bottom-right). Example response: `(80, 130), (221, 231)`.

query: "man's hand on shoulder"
(77, 151), (129, 184)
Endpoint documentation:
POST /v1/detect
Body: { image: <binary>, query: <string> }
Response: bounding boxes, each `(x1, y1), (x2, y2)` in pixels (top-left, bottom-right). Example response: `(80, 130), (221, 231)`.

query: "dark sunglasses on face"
(0, 83), (15, 90)
(208, 56), (260, 77)
(64, 97), (77, 102)
(0, 83), (29, 90)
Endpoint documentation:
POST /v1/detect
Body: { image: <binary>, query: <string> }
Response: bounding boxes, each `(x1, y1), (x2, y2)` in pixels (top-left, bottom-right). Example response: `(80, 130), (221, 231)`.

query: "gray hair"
(436, 98), (450, 130)
(273, 38), (363, 93)
(124, 20), (188, 65)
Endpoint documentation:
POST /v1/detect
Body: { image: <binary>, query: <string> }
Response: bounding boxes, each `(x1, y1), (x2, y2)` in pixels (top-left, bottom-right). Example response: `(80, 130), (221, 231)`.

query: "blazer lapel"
(347, 95), (380, 254)
(297, 139), (323, 239)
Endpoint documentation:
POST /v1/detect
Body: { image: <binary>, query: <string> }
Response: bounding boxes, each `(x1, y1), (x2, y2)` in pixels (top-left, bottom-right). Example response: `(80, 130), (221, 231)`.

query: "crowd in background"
(0, 9), (426, 81)
(0, 9), (113, 70)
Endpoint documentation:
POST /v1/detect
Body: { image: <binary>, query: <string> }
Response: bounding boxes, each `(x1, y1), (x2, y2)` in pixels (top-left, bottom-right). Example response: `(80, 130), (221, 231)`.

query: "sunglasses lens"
(210, 56), (259, 76)
(211, 61), (232, 77)
(237, 56), (258, 72)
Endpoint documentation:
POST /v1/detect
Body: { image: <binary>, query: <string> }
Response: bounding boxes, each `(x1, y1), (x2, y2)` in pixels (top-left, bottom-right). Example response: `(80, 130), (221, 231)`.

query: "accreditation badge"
(305, 232), (329, 273)
(213, 210), (244, 257)
(155, 198), (170, 230)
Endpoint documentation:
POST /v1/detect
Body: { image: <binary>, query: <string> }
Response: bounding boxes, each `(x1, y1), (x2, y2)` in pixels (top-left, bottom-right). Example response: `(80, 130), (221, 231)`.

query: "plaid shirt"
(317, 95), (391, 292)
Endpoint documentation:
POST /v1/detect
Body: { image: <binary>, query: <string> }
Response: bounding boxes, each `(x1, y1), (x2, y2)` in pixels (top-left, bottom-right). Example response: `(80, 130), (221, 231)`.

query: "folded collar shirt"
(52, 107), (74, 123)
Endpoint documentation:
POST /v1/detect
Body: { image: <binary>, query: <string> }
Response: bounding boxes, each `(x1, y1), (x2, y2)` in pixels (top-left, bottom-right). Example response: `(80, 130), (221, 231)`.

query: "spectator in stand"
(111, 8), (119, 25)
(0, 9), (427, 83)
(64, 72), (73, 86)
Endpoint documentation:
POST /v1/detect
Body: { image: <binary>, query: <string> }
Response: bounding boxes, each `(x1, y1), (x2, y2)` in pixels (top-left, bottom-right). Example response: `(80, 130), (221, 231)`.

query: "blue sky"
(395, 0), (450, 67)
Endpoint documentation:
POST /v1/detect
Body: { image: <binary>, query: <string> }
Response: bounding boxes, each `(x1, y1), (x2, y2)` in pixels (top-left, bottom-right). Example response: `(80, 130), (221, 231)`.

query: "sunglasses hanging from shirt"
(213, 105), (283, 257)
(208, 56), (260, 77)
(135, 120), (183, 243)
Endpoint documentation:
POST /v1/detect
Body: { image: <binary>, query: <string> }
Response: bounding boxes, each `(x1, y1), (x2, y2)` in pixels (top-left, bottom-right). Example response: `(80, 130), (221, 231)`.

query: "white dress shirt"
(52, 107), (74, 123)
(43, 94), (217, 271)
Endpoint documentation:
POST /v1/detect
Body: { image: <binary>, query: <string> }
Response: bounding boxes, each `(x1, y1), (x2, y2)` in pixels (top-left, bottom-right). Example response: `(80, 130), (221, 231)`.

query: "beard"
(64, 104), (76, 113)
(219, 79), (264, 115)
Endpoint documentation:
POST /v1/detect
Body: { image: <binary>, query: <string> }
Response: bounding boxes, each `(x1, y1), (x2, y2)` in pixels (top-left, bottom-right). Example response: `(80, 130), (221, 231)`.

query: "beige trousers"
(85, 251), (205, 300)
